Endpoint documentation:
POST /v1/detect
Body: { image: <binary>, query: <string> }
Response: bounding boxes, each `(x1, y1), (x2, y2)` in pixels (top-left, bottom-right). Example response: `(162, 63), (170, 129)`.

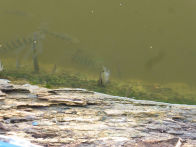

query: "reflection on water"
(0, 0), (196, 104)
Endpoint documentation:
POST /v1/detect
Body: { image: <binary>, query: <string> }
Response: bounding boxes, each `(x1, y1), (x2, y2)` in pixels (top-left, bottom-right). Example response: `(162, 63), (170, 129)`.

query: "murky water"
(0, 1), (196, 102)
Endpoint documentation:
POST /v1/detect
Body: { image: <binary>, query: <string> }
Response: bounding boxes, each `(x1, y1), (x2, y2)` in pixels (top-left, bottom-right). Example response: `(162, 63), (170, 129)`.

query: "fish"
(40, 28), (79, 43)
(71, 49), (103, 69)
(3, 9), (34, 17)
(22, 37), (30, 45)
(16, 39), (23, 46)
(1, 31), (45, 52)
(10, 40), (19, 48)
(145, 51), (166, 70)
(5, 42), (14, 50)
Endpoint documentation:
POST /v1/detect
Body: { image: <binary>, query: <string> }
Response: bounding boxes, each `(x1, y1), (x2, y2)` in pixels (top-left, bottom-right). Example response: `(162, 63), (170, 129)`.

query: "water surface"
(0, 0), (196, 104)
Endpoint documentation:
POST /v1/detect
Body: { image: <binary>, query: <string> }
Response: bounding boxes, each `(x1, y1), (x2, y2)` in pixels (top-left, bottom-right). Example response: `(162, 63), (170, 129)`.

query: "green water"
(0, 0), (196, 104)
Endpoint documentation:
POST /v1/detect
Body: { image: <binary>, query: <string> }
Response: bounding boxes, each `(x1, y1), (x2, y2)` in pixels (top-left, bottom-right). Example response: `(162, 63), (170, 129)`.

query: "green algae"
(0, 69), (195, 105)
